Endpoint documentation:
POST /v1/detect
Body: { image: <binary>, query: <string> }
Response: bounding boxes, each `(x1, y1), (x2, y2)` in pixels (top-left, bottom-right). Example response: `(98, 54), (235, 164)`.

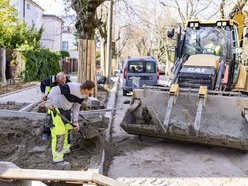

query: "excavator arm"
(229, 11), (246, 47)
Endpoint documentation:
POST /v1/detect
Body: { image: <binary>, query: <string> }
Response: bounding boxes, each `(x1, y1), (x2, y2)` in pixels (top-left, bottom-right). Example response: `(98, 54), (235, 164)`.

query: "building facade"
(10, 0), (63, 51)
(60, 15), (79, 73)
(10, 0), (44, 29)
(61, 15), (78, 52)
(41, 15), (63, 51)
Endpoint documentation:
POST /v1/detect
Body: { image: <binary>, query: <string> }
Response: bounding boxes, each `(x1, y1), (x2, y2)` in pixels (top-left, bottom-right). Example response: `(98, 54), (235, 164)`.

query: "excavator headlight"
(217, 22), (222, 27)
(189, 22), (199, 28)
(217, 21), (227, 27)
(189, 23), (194, 27)
(222, 22), (227, 26)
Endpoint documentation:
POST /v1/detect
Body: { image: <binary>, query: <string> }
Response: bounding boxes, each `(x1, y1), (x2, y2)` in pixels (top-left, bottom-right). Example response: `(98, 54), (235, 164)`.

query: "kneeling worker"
(46, 80), (95, 165)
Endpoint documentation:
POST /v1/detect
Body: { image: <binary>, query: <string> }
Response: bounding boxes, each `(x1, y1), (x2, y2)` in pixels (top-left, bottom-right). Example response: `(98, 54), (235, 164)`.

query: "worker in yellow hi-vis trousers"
(46, 80), (95, 166)
(48, 108), (73, 163)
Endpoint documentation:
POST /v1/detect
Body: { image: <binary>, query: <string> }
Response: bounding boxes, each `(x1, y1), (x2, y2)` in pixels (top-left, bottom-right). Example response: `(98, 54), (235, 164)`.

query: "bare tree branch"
(189, 0), (194, 20)
(220, 0), (226, 18)
(194, 0), (213, 18)
(186, 1), (189, 20)
(173, 0), (186, 24)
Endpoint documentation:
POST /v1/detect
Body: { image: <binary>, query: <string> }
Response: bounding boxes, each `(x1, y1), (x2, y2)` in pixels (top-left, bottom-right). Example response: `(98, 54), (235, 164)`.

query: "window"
(127, 61), (156, 73)
(62, 41), (69, 51)
(128, 61), (144, 73)
(146, 61), (156, 73)
(27, 3), (30, 9)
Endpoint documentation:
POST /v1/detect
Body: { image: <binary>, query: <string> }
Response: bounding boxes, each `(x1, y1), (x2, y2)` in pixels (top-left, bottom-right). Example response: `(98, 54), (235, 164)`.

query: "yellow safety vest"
(206, 43), (221, 55)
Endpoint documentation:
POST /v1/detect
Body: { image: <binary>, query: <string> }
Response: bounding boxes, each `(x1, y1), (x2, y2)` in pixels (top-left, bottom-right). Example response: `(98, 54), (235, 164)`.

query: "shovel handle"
(50, 109), (84, 137)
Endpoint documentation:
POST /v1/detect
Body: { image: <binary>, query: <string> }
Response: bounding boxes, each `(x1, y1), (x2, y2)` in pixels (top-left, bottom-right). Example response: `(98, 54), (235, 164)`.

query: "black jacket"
(40, 74), (71, 93)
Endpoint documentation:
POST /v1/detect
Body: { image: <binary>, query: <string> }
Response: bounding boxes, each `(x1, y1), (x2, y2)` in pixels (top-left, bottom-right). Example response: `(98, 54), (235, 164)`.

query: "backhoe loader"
(120, 11), (248, 150)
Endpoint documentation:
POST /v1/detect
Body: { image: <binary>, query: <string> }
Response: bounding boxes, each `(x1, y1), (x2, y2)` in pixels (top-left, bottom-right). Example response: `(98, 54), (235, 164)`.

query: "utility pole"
(106, 0), (113, 83)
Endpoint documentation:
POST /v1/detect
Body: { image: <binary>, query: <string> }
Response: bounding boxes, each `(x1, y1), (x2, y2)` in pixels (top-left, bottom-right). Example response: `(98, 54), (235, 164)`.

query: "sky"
(32, 0), (68, 16)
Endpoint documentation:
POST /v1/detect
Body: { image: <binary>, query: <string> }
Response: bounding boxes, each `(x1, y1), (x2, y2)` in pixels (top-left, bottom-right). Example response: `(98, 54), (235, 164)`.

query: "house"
(10, 0), (63, 51)
(61, 15), (78, 53)
(10, 0), (44, 29)
(61, 15), (79, 73)
(41, 15), (63, 51)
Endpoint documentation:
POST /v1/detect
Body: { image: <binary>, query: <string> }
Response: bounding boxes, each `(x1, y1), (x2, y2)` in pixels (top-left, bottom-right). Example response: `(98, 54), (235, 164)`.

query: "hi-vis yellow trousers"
(48, 108), (73, 163)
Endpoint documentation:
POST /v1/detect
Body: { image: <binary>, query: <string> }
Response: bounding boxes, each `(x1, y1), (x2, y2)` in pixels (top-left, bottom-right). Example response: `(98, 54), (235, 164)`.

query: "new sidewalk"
(0, 74), (78, 104)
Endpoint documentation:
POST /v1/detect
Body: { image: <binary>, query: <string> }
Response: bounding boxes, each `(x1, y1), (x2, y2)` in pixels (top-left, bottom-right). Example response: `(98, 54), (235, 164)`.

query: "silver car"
(158, 62), (166, 74)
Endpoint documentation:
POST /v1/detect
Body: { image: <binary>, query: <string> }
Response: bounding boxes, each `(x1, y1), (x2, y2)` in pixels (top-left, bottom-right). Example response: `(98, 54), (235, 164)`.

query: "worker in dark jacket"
(46, 80), (95, 165)
(40, 72), (71, 141)
(40, 72), (71, 101)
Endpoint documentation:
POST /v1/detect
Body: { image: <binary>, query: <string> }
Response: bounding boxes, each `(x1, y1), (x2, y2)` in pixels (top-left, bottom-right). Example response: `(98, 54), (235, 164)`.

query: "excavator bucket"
(120, 85), (248, 151)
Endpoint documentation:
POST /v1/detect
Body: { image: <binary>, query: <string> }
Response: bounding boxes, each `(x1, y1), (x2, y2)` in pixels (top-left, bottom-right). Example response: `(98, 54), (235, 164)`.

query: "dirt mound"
(0, 103), (28, 110)
(0, 117), (104, 170)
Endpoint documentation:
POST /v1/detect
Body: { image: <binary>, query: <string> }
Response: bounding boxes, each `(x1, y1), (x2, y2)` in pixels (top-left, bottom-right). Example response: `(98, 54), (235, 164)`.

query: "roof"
(27, 0), (44, 11)
(43, 14), (64, 23)
(186, 19), (236, 27)
(127, 56), (157, 61)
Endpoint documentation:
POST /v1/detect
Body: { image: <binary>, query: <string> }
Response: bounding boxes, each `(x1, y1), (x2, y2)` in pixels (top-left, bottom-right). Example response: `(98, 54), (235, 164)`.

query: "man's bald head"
(56, 72), (66, 85)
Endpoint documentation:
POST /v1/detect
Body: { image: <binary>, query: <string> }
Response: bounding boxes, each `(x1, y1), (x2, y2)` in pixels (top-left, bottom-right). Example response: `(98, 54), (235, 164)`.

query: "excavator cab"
(120, 12), (248, 151)
(169, 19), (244, 91)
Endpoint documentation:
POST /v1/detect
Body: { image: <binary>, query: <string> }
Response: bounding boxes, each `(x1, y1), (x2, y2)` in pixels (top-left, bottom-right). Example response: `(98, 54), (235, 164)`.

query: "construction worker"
(204, 42), (221, 55)
(40, 72), (71, 101)
(40, 72), (71, 141)
(203, 33), (222, 55)
(46, 80), (95, 165)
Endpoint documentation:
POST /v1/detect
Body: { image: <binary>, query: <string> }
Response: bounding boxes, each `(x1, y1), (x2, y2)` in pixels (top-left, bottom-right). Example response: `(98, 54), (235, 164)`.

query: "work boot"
(54, 161), (71, 169)
(41, 133), (49, 141)
(54, 161), (70, 166)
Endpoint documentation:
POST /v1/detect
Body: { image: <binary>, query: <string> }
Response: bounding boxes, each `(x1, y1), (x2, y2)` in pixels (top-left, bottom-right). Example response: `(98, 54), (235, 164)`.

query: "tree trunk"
(77, 39), (97, 96)
(100, 38), (107, 77)
(0, 48), (7, 84)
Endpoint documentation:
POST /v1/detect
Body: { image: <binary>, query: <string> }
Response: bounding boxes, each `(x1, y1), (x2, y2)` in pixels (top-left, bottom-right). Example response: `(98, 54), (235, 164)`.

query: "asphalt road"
(107, 74), (248, 186)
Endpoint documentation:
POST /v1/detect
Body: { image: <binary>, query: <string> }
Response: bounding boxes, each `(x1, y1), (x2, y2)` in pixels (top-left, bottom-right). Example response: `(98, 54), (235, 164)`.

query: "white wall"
(62, 31), (77, 51)
(10, 0), (24, 20)
(41, 16), (63, 51)
(68, 50), (79, 59)
(61, 31), (79, 59)
(10, 0), (63, 51)
(10, 0), (43, 30)
(25, 0), (43, 29)
(61, 15), (78, 60)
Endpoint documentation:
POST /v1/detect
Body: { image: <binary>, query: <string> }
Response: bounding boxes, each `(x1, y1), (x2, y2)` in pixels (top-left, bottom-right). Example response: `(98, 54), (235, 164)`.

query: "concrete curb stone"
(88, 74), (120, 174)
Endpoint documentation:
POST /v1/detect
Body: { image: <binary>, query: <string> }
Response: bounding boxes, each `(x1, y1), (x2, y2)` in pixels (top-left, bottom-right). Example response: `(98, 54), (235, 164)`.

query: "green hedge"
(22, 48), (61, 81)
(58, 50), (70, 58)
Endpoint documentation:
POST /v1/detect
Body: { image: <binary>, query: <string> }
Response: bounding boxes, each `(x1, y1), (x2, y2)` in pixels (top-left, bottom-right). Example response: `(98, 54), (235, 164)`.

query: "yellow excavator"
(120, 11), (248, 151)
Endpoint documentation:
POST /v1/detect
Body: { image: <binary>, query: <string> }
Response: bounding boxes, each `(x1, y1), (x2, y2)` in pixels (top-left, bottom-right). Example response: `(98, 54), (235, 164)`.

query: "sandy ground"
(0, 82), (112, 171)
(106, 77), (248, 186)
(0, 81), (39, 95)
(0, 103), (28, 110)
(0, 117), (102, 171)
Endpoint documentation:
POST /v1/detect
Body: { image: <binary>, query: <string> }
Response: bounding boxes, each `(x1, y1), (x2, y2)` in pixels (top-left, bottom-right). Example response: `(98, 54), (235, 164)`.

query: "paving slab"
(0, 86), (41, 104)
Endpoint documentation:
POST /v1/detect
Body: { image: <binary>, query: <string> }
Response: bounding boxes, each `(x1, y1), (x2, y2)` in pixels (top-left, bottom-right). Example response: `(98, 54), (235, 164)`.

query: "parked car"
(158, 62), (166, 74)
(122, 56), (160, 96)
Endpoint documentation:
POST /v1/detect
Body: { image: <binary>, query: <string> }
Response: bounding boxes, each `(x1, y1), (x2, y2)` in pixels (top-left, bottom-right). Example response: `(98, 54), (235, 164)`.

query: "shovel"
(78, 114), (102, 139)
(51, 109), (85, 138)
